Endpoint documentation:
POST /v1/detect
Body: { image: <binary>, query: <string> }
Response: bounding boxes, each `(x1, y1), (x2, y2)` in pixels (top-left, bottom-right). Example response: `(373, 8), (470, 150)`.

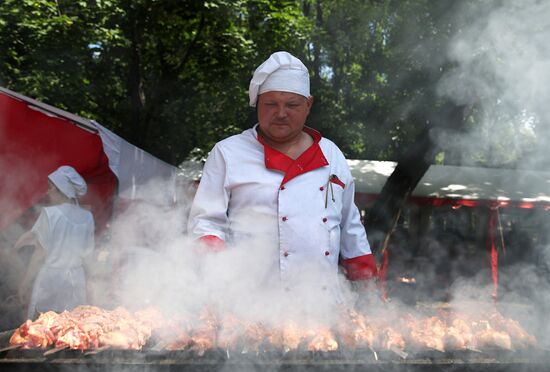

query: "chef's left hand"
(198, 235), (225, 253)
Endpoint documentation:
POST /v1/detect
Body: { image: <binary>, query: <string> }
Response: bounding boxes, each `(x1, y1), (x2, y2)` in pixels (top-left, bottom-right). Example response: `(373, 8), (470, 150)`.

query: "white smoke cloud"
(437, 0), (550, 168)
(100, 189), (358, 329)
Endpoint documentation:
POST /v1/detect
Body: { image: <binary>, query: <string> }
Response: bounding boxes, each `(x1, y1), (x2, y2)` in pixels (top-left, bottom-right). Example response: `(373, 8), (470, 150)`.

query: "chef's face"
(257, 91), (313, 144)
(46, 181), (67, 204)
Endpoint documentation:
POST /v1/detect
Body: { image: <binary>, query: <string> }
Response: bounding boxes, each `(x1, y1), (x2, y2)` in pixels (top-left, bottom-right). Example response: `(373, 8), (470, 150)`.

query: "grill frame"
(2, 313), (548, 372)
(2, 347), (550, 372)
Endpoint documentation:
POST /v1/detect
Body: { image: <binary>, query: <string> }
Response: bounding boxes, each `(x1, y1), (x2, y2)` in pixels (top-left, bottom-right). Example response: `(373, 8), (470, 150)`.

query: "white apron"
(28, 203), (94, 319)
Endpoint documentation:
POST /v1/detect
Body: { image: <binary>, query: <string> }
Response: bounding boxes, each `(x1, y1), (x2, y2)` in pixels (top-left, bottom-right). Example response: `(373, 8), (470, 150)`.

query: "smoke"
(97, 189), (359, 329)
(436, 0), (550, 168)
(0, 151), (57, 330)
(429, 0), (550, 346)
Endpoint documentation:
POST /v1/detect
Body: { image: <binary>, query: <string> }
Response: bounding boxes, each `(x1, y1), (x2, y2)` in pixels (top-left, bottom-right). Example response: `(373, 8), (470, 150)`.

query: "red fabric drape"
(488, 208), (499, 300)
(355, 192), (550, 210)
(0, 93), (117, 233)
(359, 193), (533, 302)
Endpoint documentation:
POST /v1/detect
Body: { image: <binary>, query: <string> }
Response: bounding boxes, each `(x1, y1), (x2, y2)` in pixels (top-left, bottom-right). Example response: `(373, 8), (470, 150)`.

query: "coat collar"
(253, 124), (329, 186)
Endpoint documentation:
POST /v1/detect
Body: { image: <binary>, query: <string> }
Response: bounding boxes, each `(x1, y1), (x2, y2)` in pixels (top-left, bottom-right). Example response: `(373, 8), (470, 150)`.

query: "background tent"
(347, 160), (550, 299)
(0, 86), (178, 234)
(348, 160), (550, 209)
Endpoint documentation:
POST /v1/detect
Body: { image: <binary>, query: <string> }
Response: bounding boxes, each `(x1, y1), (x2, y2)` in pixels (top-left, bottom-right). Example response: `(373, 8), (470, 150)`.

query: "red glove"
(342, 254), (378, 281)
(199, 235), (225, 252)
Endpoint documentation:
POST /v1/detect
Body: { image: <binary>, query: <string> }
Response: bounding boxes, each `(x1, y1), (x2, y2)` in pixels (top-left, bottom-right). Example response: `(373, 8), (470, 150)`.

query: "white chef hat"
(48, 165), (87, 199)
(248, 51), (310, 107)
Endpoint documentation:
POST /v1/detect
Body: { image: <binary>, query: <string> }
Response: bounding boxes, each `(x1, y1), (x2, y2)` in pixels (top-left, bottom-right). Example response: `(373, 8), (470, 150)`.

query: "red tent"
(0, 87), (177, 235)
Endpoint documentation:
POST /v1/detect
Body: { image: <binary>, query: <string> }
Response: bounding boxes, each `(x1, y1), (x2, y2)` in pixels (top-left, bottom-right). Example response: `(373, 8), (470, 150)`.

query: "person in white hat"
(188, 51), (377, 294)
(10, 165), (95, 319)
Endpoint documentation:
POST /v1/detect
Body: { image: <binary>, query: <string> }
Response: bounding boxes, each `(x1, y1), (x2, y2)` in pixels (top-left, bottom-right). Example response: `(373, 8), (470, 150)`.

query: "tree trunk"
(312, 0), (323, 88)
(366, 102), (467, 254)
(124, 4), (145, 148)
(127, 40), (144, 146)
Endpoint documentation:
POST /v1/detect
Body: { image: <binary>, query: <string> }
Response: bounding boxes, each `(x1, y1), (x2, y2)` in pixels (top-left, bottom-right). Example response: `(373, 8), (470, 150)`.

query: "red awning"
(355, 192), (550, 210)
(0, 92), (117, 233)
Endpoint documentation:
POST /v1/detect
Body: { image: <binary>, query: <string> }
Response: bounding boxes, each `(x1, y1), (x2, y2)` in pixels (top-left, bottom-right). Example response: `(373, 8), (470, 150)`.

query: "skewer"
(189, 344), (207, 357)
(151, 340), (169, 352)
(368, 346), (378, 361)
(84, 345), (110, 356)
(465, 346), (482, 353)
(0, 344), (23, 353)
(43, 345), (69, 356)
(389, 346), (408, 359)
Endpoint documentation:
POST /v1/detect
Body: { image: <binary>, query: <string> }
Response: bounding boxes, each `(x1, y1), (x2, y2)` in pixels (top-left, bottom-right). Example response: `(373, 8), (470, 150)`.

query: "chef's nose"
(276, 105), (288, 118)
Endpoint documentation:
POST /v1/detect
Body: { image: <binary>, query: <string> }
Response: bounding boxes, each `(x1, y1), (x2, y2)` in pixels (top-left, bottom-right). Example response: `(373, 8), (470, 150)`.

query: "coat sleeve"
(187, 144), (230, 242)
(338, 162), (378, 281)
(31, 208), (52, 252)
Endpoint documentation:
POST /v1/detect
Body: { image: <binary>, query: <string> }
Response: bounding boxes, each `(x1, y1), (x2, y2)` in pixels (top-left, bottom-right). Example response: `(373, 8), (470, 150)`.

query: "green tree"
(0, 0), (120, 116)
(0, 0), (542, 169)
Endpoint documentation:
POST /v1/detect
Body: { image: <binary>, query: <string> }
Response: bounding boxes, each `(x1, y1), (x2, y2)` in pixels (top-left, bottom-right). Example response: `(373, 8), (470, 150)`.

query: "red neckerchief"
(256, 126), (329, 186)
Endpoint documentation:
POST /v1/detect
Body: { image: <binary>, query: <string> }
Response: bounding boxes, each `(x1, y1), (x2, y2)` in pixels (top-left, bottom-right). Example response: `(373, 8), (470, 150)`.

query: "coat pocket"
(329, 174), (345, 189)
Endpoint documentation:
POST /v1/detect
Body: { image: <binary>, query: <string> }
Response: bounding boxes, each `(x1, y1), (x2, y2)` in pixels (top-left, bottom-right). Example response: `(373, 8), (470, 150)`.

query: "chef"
(11, 166), (95, 319)
(188, 51), (377, 291)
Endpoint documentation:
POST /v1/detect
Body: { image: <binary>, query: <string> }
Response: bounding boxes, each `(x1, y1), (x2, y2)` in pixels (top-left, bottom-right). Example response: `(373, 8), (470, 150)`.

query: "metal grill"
(2, 345), (550, 371)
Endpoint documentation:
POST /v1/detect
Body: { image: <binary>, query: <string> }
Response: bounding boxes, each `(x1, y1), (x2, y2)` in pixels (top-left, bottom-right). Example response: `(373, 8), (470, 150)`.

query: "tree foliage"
(0, 0), (541, 168)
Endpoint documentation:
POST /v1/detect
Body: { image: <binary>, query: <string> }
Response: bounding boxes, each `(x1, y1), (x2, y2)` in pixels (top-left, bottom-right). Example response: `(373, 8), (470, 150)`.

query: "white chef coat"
(188, 124), (373, 289)
(28, 203), (94, 319)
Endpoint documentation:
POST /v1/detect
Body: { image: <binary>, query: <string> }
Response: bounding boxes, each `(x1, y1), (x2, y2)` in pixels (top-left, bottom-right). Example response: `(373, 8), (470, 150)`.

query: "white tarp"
(92, 121), (178, 205)
(348, 160), (550, 204)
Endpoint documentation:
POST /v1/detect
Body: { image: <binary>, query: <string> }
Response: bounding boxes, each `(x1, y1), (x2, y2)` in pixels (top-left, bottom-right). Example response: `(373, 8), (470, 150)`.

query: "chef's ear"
(254, 104), (259, 122)
(306, 95), (314, 111)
